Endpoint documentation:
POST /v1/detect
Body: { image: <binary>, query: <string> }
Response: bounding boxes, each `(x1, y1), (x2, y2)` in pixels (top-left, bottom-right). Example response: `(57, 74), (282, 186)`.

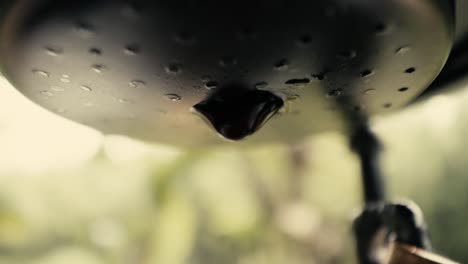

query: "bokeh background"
(1, 73), (468, 264)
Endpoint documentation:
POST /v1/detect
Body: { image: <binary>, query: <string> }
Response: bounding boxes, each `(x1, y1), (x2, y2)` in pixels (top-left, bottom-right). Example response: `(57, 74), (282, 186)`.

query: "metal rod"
(350, 125), (385, 204)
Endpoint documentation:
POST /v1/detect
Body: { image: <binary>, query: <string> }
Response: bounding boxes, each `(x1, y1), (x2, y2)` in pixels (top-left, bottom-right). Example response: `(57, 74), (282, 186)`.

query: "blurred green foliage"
(2, 79), (468, 263)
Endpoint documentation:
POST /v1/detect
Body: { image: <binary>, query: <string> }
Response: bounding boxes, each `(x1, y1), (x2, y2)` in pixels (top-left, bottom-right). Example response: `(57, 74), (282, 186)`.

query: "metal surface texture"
(0, 0), (454, 146)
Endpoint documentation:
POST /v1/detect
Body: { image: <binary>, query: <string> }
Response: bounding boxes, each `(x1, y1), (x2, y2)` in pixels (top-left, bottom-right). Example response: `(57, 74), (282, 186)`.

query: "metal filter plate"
(0, 0), (454, 146)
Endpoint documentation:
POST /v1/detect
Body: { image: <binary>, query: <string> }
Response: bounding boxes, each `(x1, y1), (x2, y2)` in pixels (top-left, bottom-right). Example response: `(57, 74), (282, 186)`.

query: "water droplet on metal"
(398, 87), (409, 92)
(236, 28), (257, 41)
(205, 81), (218, 90)
(165, 64), (182, 75)
(119, 98), (131, 104)
(165, 93), (182, 102)
(375, 23), (388, 34)
(74, 22), (95, 38)
(40, 90), (53, 97)
(311, 73), (325, 80)
(89, 47), (102, 56)
(275, 59), (290, 71)
(364, 88), (376, 95)
(297, 35), (311, 47)
(51, 86), (65, 92)
(396, 46), (411, 55)
(175, 31), (195, 45)
(80, 85), (93, 92)
(360, 69), (374, 78)
(92, 64), (107, 74)
(45, 46), (63, 56)
(60, 77), (71, 83)
(285, 78), (310, 86)
(337, 50), (357, 60)
(122, 2), (143, 18)
(124, 44), (140, 55)
(129, 80), (146, 88)
(201, 75), (212, 83)
(219, 56), (237, 67)
(286, 93), (300, 101)
(255, 82), (268, 89)
(326, 88), (343, 98)
(33, 69), (50, 78)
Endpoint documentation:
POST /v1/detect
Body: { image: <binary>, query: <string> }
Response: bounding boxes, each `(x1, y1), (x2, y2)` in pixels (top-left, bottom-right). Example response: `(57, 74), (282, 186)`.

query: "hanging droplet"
(80, 85), (93, 92)
(33, 69), (50, 78)
(165, 93), (182, 102)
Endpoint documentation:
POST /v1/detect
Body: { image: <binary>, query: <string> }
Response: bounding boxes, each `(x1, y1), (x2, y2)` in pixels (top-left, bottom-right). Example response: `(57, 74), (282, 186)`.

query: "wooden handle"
(386, 244), (459, 264)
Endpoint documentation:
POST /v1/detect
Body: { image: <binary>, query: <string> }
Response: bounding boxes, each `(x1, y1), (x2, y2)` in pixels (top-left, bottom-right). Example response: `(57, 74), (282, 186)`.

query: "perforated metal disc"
(0, 0), (454, 146)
